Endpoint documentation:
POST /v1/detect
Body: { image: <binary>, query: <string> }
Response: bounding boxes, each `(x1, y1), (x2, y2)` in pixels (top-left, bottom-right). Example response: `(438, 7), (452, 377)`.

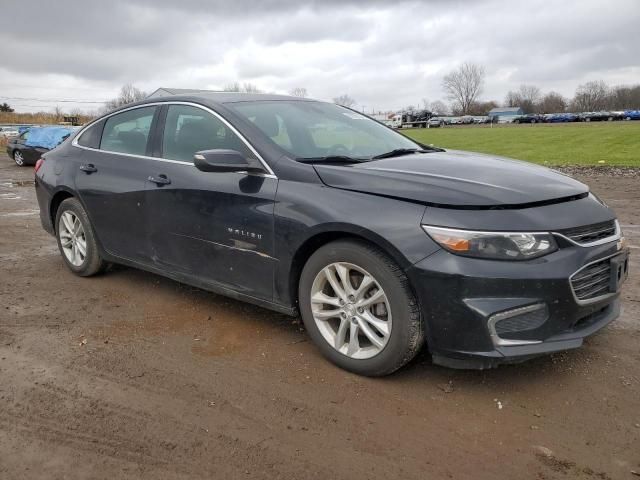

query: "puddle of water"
(0, 180), (35, 187)
(1, 210), (39, 217)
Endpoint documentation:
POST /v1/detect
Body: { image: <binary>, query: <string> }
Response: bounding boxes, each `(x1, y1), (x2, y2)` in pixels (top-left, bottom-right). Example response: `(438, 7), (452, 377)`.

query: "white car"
(0, 126), (19, 138)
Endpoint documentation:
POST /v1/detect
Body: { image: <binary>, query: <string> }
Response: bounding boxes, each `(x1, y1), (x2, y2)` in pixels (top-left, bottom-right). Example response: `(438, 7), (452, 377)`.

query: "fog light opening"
(487, 303), (547, 347)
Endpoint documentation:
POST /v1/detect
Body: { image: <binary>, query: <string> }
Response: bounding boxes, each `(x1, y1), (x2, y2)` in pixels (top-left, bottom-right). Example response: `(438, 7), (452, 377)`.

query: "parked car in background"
(6, 126), (76, 166)
(514, 114), (544, 124)
(35, 93), (628, 375)
(610, 111), (626, 121)
(0, 126), (19, 138)
(580, 111), (615, 122)
(427, 117), (445, 127)
(623, 110), (640, 120)
(459, 115), (474, 124)
(544, 113), (577, 123)
(473, 116), (490, 124)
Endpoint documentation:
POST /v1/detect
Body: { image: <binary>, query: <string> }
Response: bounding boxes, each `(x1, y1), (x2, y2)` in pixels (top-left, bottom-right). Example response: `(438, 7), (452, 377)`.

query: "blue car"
(545, 113), (573, 123)
(623, 110), (640, 120)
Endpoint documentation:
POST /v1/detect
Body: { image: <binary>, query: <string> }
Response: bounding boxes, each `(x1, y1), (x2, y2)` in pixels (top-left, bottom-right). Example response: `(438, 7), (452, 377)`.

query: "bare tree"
(539, 91), (567, 113)
(242, 82), (262, 93)
(104, 84), (147, 112)
(504, 90), (520, 108)
(289, 87), (308, 98)
(519, 85), (542, 113)
(332, 94), (356, 108)
(504, 85), (541, 113)
(53, 106), (64, 121)
(429, 100), (449, 115)
(467, 100), (498, 116)
(223, 82), (241, 92)
(608, 84), (640, 110)
(223, 82), (263, 93)
(442, 63), (485, 115)
(572, 80), (609, 111)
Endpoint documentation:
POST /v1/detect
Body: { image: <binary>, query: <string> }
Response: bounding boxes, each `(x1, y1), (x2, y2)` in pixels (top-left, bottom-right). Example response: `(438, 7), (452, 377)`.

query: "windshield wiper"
(297, 155), (369, 165)
(371, 148), (428, 159)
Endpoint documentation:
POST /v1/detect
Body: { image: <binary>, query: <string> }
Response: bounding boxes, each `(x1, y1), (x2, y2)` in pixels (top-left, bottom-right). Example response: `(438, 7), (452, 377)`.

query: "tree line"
(3, 72), (640, 120)
(439, 63), (640, 116)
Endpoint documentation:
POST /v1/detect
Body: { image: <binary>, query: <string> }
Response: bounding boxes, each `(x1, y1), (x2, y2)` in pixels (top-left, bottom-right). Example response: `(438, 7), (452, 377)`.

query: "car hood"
(312, 150), (589, 208)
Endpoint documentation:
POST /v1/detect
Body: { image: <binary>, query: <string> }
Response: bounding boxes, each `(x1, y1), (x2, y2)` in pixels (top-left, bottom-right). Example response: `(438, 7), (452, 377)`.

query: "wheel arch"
(49, 188), (77, 232)
(287, 225), (411, 310)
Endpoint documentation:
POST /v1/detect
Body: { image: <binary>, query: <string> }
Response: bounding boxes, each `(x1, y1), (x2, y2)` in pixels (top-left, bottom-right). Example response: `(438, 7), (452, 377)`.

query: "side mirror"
(193, 149), (263, 173)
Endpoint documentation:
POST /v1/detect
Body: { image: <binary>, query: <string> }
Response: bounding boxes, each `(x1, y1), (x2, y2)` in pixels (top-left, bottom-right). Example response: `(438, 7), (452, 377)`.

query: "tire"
(55, 197), (106, 276)
(13, 150), (25, 167)
(298, 240), (423, 376)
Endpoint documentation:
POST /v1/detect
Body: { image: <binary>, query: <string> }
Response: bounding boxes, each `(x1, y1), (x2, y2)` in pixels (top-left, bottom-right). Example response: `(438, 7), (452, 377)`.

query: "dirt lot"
(0, 155), (638, 480)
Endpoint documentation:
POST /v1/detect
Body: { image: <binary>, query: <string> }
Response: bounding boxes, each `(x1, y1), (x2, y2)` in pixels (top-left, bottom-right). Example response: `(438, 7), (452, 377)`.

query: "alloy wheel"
(58, 211), (87, 267)
(310, 262), (392, 359)
(14, 151), (24, 166)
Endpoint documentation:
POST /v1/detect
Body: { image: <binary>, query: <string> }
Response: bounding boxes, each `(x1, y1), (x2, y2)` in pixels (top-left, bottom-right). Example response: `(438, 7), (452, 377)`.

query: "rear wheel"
(55, 198), (106, 276)
(13, 150), (25, 166)
(299, 240), (423, 376)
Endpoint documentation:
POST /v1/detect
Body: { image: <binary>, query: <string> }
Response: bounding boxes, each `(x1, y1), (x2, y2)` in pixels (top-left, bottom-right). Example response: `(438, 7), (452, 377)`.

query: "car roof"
(106, 92), (319, 115)
(180, 92), (312, 103)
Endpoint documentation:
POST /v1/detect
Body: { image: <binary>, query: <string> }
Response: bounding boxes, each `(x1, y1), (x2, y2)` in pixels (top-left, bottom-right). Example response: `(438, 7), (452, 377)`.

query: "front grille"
(558, 220), (616, 244)
(494, 306), (548, 334)
(571, 258), (611, 300)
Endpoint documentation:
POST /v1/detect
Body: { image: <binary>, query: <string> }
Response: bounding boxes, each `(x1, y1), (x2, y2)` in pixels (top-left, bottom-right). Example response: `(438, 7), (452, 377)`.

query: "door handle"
(80, 163), (97, 173)
(148, 174), (171, 186)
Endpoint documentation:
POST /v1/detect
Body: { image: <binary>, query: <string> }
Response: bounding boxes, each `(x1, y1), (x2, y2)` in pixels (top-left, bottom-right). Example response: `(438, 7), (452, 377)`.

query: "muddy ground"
(0, 155), (638, 480)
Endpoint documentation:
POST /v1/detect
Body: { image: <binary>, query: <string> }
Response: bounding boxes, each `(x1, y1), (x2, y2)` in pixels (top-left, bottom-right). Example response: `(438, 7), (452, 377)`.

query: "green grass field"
(403, 122), (640, 167)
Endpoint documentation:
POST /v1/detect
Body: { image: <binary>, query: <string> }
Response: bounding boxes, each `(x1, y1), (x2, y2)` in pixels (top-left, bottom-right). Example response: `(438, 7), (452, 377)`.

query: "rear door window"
(100, 106), (156, 156)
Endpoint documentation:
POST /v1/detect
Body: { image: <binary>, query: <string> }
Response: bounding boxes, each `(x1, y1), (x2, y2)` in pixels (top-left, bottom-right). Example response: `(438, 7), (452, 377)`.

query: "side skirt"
(101, 252), (298, 317)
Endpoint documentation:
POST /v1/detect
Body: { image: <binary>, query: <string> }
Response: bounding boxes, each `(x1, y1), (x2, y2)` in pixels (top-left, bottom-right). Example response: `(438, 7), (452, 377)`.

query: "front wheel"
(55, 197), (106, 276)
(299, 240), (423, 376)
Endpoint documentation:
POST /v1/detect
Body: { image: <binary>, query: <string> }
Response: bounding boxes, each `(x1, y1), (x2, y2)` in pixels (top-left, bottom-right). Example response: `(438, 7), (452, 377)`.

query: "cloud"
(0, 0), (638, 112)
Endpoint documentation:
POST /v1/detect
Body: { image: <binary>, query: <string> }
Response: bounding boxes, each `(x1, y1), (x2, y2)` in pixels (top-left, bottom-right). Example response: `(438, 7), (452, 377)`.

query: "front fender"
(272, 180), (439, 307)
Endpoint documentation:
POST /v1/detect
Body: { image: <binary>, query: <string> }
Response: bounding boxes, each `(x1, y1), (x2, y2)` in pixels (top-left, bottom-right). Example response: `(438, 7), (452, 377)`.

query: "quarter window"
(77, 120), (103, 149)
(162, 105), (252, 162)
(99, 106), (156, 156)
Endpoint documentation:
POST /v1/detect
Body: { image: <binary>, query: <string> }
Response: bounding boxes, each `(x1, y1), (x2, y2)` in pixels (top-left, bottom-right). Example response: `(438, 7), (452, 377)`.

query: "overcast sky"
(1, 0), (639, 113)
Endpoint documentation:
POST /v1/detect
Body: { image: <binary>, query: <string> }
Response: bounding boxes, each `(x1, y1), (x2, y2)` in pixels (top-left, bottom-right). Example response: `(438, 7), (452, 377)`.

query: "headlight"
(422, 226), (557, 260)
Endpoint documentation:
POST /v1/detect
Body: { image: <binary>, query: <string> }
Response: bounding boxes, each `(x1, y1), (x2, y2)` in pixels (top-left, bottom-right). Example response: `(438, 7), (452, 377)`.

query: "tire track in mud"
(0, 348), (349, 479)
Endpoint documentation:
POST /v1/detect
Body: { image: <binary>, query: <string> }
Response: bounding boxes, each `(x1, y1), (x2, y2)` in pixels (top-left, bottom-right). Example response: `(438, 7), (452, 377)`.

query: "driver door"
(144, 104), (278, 301)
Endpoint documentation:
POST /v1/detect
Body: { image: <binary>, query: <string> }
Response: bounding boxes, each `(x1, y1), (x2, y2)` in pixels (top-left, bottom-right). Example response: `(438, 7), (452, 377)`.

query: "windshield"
(228, 100), (422, 160)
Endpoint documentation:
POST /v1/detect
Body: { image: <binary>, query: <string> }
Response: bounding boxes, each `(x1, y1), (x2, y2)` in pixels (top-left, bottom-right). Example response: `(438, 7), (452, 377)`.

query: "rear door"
(144, 103), (278, 300)
(73, 105), (160, 264)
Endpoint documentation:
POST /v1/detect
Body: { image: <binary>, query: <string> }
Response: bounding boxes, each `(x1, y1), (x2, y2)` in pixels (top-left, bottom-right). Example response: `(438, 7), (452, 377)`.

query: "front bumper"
(406, 239), (628, 369)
